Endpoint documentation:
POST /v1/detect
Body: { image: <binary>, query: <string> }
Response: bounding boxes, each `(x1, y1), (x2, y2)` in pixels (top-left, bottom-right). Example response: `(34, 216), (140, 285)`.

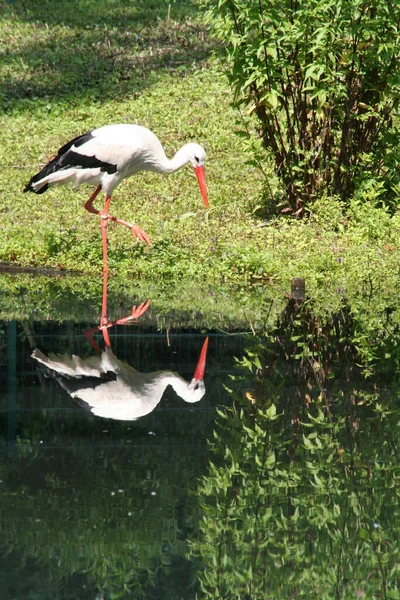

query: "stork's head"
(184, 337), (209, 403)
(185, 143), (208, 208)
(187, 143), (206, 168)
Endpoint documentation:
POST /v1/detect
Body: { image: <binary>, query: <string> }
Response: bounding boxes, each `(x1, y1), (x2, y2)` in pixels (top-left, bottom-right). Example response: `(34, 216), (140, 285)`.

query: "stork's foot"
(84, 300), (151, 353)
(107, 215), (151, 245)
(129, 224), (152, 246)
(100, 212), (151, 245)
(114, 299), (151, 325)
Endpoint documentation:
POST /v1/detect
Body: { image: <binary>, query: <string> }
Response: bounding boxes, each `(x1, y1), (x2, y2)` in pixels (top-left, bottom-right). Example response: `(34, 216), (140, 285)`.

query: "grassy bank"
(1, 0), (400, 314)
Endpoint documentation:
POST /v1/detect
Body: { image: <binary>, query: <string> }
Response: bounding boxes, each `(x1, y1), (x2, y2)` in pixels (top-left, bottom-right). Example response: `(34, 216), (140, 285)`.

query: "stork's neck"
(147, 371), (188, 396)
(160, 144), (194, 174)
(133, 369), (186, 396)
(167, 373), (192, 398)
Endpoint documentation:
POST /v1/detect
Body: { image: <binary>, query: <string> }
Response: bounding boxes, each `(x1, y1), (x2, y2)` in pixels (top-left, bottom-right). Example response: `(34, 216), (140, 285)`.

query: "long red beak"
(193, 337), (209, 381)
(195, 165), (209, 208)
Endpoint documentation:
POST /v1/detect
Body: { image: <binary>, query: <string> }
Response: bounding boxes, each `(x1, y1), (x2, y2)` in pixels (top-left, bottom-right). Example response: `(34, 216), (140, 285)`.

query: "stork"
(24, 123), (209, 276)
(32, 336), (209, 421)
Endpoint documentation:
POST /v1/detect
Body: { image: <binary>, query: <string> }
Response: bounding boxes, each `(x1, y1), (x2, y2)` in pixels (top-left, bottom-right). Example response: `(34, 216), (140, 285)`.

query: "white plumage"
(32, 338), (208, 421)
(24, 123), (208, 208)
(24, 124), (208, 252)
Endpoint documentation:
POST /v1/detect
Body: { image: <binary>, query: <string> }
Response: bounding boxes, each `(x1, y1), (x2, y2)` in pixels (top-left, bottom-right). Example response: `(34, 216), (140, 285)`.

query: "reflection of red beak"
(195, 165), (209, 208)
(193, 337), (209, 382)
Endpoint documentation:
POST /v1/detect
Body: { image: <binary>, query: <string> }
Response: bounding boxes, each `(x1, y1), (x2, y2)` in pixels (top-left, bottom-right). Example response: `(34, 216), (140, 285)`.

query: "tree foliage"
(202, 0), (400, 213)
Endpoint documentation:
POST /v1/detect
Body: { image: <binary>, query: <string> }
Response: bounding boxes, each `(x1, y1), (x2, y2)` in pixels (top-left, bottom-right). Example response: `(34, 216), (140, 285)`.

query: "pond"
(1, 274), (399, 599)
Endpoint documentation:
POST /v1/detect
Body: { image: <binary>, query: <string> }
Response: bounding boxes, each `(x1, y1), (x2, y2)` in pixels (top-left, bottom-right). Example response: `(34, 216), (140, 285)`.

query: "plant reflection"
(190, 299), (400, 599)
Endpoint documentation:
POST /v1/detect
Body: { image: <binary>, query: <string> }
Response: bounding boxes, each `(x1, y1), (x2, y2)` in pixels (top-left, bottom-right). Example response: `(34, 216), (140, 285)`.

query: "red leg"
(84, 185), (102, 215)
(84, 187), (152, 245)
(83, 190), (111, 353)
(84, 195), (112, 350)
(100, 196), (111, 344)
(84, 300), (151, 354)
(84, 326), (103, 355)
(85, 192), (151, 353)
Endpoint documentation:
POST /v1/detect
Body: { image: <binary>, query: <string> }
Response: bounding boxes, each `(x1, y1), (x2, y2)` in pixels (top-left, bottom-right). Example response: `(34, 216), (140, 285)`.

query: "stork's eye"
(194, 156), (200, 164)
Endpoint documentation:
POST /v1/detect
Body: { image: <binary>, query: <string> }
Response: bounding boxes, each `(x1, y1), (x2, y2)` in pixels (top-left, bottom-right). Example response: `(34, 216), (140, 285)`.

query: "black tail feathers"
(24, 178), (49, 194)
(23, 160), (58, 194)
(24, 130), (94, 194)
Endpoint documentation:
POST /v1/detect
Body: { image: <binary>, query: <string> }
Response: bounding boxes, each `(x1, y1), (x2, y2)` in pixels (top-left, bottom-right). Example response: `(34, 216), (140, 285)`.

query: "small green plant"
(202, 0), (400, 213)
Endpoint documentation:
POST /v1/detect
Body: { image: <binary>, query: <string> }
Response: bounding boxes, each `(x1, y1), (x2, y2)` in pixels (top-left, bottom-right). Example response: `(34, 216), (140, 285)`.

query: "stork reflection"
(32, 299), (208, 421)
(32, 211), (208, 421)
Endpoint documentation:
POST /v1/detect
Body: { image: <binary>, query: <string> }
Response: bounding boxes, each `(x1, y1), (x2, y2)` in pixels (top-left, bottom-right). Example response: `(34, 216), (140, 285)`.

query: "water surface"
(1, 292), (399, 599)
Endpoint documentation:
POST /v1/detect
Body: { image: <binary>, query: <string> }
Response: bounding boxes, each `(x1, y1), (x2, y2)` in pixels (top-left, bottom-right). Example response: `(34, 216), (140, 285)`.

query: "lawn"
(1, 0), (400, 319)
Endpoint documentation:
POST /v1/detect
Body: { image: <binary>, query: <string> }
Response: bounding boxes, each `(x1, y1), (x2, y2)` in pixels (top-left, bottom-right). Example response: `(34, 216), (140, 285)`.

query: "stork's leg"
(84, 300), (151, 354)
(84, 327), (103, 355)
(84, 185), (102, 215)
(85, 194), (151, 353)
(100, 196), (111, 348)
(84, 196), (111, 354)
(84, 187), (152, 246)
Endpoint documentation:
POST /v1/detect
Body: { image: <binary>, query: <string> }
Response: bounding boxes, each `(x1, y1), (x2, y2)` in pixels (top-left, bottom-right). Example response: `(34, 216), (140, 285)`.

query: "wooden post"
(291, 277), (305, 300)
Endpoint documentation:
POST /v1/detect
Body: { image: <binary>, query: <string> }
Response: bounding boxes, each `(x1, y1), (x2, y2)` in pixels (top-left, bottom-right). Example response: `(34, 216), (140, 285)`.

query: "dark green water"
(1, 297), (399, 599)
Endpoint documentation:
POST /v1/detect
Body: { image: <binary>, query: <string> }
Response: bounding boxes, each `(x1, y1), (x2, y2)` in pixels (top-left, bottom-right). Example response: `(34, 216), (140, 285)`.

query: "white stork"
(32, 337), (208, 421)
(24, 123), (209, 272)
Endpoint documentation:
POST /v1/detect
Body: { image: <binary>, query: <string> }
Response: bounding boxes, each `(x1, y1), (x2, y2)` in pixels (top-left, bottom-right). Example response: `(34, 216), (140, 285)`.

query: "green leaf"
(265, 403), (277, 419)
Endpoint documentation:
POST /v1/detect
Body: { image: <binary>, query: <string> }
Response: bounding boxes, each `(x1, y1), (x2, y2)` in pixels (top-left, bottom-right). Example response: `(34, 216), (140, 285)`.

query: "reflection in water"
(3, 295), (400, 598)
(189, 299), (400, 599)
(31, 299), (208, 421)
(1, 315), (220, 600)
(32, 337), (208, 421)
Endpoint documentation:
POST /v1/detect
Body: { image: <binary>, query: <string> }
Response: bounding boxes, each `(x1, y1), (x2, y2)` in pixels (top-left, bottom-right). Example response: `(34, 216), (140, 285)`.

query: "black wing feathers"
(24, 130), (117, 194)
(57, 131), (95, 155)
(34, 357), (117, 412)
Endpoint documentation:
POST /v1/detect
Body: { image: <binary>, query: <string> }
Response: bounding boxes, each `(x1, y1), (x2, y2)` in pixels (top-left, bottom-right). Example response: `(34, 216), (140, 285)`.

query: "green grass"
(2, 0), (400, 321)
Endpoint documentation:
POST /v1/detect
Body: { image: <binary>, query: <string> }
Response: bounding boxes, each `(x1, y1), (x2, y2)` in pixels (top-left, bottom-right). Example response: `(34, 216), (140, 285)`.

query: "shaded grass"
(0, 270), (282, 327)
(0, 0), (210, 107)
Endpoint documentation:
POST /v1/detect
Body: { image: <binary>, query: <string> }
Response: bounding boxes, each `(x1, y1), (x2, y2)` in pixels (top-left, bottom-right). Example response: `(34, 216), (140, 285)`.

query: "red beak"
(193, 337), (209, 382)
(195, 165), (209, 208)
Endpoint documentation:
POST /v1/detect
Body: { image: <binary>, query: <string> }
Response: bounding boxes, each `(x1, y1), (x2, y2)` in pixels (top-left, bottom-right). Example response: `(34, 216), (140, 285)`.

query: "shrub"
(201, 0), (400, 213)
